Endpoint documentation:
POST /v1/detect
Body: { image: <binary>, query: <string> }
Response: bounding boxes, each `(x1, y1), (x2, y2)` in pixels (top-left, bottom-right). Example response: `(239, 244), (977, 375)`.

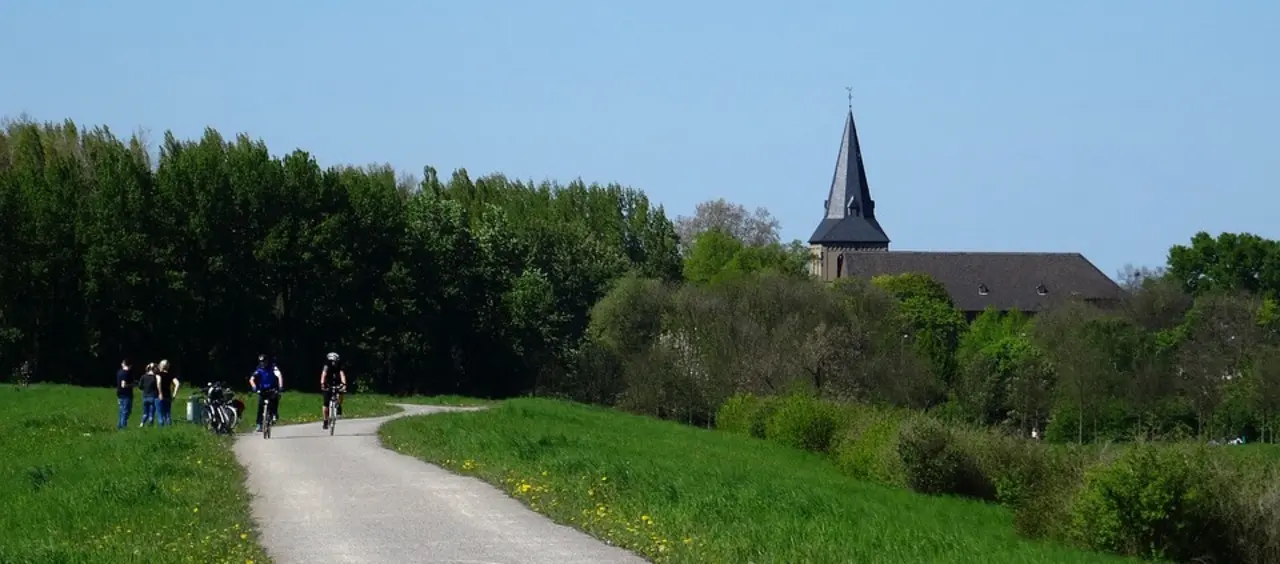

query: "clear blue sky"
(3, 1), (1276, 278)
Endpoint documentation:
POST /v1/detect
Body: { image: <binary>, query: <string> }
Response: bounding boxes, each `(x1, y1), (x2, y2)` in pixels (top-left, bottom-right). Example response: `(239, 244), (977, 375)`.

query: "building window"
(1036, 284), (1048, 296)
(836, 255), (844, 278)
(977, 284), (989, 296)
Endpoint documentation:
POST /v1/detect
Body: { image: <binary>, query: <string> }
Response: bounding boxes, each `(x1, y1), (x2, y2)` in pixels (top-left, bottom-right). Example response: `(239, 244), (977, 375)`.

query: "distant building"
(808, 107), (1123, 317)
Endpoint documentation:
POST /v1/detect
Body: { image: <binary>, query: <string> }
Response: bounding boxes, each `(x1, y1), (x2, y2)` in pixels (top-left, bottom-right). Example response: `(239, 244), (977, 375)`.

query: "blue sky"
(2, 1), (1276, 278)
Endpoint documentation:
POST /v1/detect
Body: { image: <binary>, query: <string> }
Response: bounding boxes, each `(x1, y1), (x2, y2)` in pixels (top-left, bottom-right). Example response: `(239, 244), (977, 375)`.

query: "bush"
(715, 394), (763, 435)
(749, 396), (780, 439)
(764, 394), (839, 453)
(979, 440), (1096, 540)
(713, 394), (778, 439)
(1226, 476), (1280, 564)
(897, 417), (994, 500)
(1068, 442), (1232, 562)
(832, 407), (909, 487)
(967, 432), (1085, 508)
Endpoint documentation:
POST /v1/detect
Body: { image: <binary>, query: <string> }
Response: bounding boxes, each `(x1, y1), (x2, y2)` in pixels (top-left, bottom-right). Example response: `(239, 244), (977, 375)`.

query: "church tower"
(807, 104), (890, 280)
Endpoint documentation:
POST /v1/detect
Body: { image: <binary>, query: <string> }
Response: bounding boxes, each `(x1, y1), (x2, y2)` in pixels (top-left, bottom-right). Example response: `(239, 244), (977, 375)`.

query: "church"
(808, 106), (1123, 318)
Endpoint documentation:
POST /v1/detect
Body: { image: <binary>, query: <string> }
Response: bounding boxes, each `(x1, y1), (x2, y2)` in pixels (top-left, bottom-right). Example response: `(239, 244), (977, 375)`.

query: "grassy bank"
(378, 398), (1135, 564)
(717, 393), (1280, 563)
(0, 384), (268, 563)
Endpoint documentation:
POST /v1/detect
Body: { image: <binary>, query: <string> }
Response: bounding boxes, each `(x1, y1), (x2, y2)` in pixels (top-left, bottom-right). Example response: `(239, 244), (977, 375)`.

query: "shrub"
(764, 394), (839, 453)
(832, 407), (909, 487)
(749, 396), (780, 439)
(1068, 442), (1232, 562)
(967, 432), (1086, 508)
(996, 442), (1097, 540)
(715, 394), (763, 436)
(1226, 476), (1280, 564)
(1188, 451), (1280, 564)
(896, 417), (995, 500)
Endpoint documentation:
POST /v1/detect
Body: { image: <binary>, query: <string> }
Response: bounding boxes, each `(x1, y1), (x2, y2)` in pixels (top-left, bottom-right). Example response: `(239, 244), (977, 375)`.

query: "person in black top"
(115, 359), (133, 430)
(156, 360), (179, 427)
(320, 352), (347, 430)
(138, 363), (160, 427)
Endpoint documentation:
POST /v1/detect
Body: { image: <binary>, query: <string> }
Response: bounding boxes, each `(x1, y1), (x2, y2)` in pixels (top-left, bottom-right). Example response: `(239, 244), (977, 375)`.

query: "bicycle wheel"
(223, 405), (238, 431)
(329, 400), (337, 436)
(202, 404), (216, 432)
(262, 399), (272, 439)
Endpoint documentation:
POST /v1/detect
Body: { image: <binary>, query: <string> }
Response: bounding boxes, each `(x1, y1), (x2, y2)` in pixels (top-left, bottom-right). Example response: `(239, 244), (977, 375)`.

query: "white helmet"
(326, 352), (339, 362)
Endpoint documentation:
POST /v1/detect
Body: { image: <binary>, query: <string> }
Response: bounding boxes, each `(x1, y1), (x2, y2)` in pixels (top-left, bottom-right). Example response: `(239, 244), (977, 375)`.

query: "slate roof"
(809, 110), (890, 246)
(837, 251), (1125, 313)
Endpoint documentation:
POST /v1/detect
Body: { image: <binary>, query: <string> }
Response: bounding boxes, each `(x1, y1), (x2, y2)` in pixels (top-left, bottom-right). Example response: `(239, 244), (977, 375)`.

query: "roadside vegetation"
(6, 116), (1280, 563)
(0, 384), (268, 563)
(380, 398), (1136, 564)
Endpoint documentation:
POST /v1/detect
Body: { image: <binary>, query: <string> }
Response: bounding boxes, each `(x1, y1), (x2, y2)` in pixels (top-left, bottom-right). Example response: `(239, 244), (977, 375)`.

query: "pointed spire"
(808, 96), (890, 248)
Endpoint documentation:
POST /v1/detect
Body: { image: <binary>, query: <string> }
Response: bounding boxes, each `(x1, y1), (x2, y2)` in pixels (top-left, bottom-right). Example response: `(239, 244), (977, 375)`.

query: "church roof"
(808, 109), (890, 246)
(838, 251), (1124, 313)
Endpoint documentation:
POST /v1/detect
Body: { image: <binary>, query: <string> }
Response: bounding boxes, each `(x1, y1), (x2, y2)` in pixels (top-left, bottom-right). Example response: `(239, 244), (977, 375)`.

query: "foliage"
(673, 197), (781, 250)
(871, 272), (954, 305)
(0, 117), (681, 397)
(1068, 443), (1232, 562)
(713, 393), (766, 436)
(763, 394), (840, 453)
(381, 397), (1136, 563)
(896, 417), (995, 500)
(682, 227), (807, 284)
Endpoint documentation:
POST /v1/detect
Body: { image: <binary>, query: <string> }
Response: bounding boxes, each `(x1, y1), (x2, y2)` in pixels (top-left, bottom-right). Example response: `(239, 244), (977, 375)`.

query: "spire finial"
(845, 86), (853, 111)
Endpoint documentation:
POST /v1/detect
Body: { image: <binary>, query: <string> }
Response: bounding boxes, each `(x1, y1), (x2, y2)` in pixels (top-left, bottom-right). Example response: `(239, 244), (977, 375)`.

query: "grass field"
(379, 398), (1140, 564)
(0, 383), (488, 564)
(0, 384), (268, 563)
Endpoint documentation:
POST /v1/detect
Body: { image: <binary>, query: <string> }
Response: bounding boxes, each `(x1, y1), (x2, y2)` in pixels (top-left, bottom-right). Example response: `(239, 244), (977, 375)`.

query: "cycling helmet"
(326, 352), (340, 362)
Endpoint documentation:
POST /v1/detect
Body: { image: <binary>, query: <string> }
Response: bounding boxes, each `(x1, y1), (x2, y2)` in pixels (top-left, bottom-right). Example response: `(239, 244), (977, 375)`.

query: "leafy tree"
(1166, 231), (1280, 298)
(674, 198), (781, 250)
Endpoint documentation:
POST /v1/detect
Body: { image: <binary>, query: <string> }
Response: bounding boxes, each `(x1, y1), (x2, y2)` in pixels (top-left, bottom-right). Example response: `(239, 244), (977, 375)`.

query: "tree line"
(0, 117), (697, 395)
(576, 227), (1280, 444)
(4, 115), (1277, 447)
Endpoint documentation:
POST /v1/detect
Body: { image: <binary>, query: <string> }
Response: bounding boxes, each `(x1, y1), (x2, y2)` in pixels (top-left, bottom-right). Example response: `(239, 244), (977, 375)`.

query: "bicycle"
(197, 382), (238, 435)
(260, 389), (281, 439)
(324, 384), (346, 436)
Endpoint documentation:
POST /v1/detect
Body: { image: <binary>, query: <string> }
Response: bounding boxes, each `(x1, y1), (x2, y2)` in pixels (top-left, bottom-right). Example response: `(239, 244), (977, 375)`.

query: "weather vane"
(845, 86), (853, 111)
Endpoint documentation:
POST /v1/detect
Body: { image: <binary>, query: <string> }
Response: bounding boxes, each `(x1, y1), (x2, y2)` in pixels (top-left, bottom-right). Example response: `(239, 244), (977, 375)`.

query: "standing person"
(115, 359), (133, 430)
(249, 355), (284, 432)
(156, 360), (179, 426)
(320, 352), (347, 430)
(138, 363), (159, 427)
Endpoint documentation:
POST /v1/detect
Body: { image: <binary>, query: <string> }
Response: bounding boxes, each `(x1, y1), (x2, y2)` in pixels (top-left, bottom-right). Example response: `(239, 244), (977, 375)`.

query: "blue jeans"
(117, 397), (133, 429)
(158, 398), (173, 426)
(141, 395), (158, 426)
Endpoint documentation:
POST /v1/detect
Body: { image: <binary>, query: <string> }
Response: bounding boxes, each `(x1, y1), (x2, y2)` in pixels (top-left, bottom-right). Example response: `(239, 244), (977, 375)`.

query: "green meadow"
(379, 398), (1138, 564)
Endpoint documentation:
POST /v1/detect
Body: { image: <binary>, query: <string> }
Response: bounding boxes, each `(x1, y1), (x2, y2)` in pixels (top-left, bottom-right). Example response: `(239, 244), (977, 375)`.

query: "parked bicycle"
(197, 381), (240, 435)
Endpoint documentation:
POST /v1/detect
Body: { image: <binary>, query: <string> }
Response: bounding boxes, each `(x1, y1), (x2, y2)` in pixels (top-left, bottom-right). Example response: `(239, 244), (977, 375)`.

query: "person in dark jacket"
(138, 363), (159, 427)
(115, 359), (133, 430)
(156, 360), (179, 426)
(249, 354), (284, 432)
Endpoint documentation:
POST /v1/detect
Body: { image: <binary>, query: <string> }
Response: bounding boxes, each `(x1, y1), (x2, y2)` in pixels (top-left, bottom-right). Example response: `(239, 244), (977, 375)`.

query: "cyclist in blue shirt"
(249, 354), (285, 432)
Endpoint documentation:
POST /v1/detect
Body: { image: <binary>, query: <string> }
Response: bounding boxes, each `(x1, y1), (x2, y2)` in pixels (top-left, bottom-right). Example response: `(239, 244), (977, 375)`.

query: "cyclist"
(321, 351), (347, 430)
(249, 354), (285, 432)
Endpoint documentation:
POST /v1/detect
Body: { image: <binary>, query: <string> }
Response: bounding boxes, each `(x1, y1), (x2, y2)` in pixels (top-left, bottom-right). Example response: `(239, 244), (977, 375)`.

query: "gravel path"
(233, 404), (647, 564)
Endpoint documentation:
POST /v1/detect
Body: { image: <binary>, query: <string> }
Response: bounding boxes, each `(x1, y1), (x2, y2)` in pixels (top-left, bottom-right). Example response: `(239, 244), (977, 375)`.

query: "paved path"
(233, 404), (647, 564)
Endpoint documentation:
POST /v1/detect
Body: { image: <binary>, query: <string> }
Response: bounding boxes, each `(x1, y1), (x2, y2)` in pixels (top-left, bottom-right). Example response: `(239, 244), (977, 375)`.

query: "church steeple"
(808, 103), (890, 249)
